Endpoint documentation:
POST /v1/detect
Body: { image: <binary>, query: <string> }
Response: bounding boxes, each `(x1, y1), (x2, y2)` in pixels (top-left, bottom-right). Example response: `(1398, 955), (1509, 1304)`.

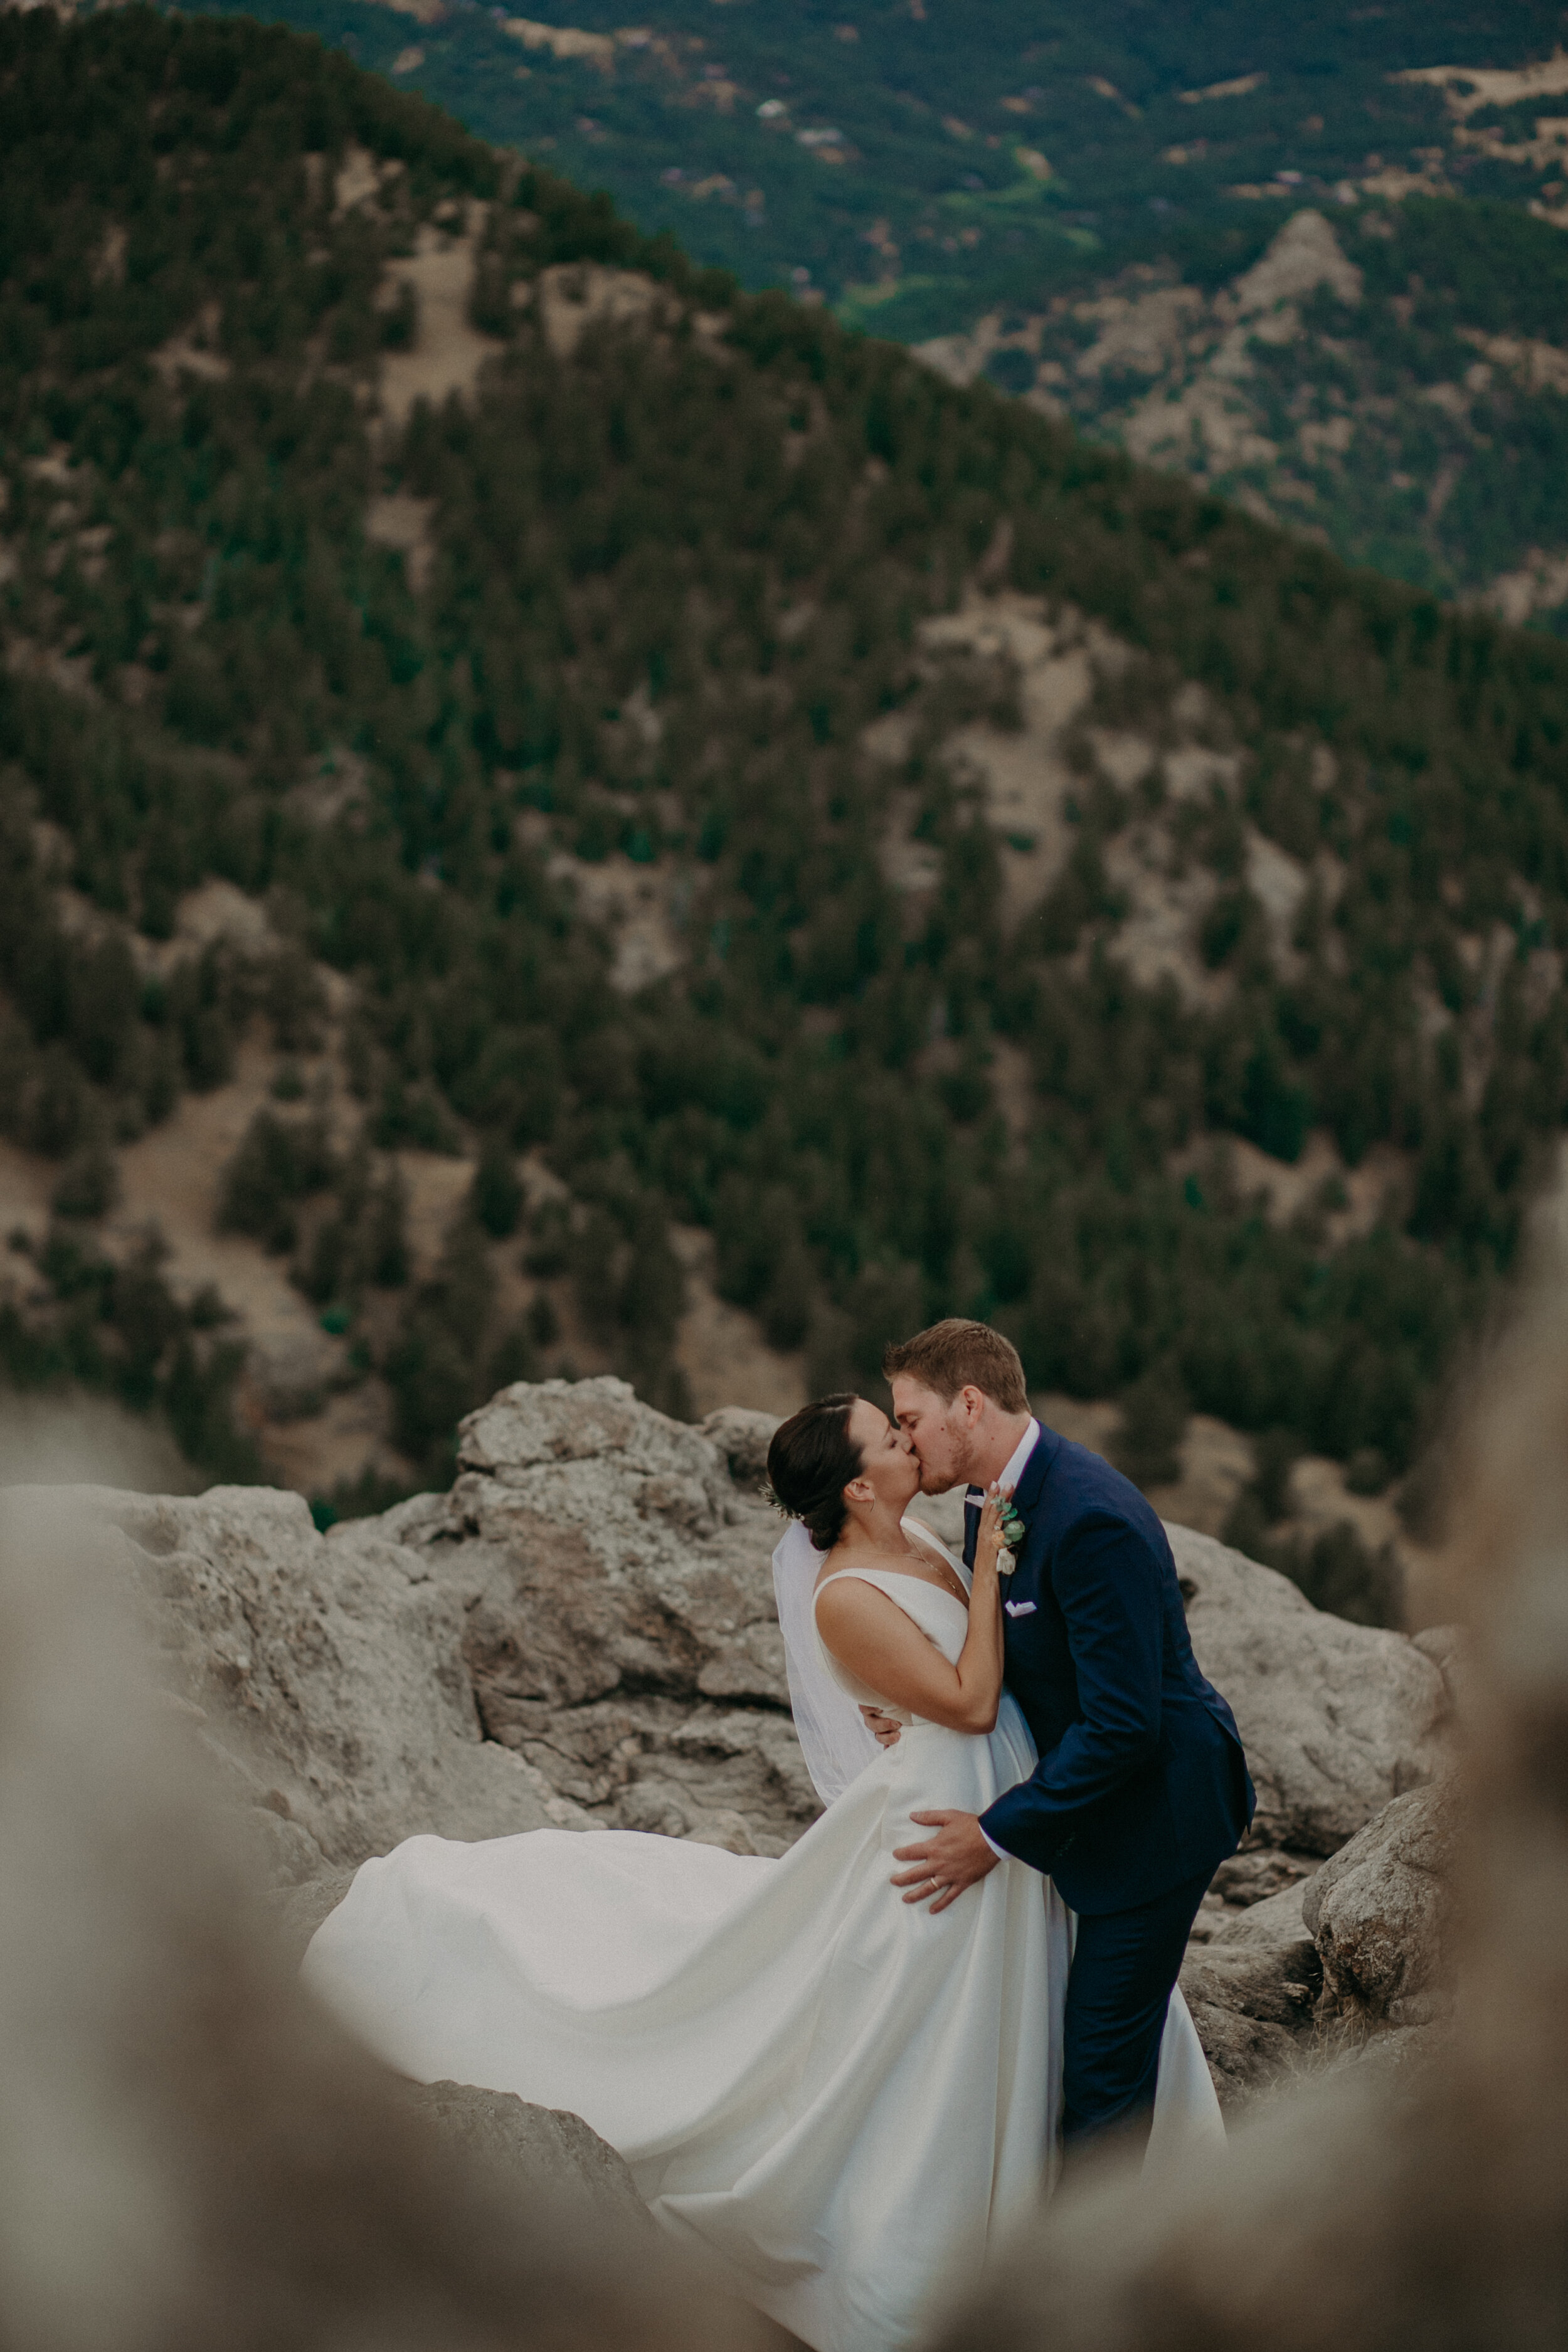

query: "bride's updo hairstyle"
(766, 1394), (863, 1552)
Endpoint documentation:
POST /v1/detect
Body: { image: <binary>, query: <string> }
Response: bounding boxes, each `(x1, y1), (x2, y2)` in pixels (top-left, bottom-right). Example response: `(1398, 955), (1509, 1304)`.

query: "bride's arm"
(816, 1500), (1007, 1735)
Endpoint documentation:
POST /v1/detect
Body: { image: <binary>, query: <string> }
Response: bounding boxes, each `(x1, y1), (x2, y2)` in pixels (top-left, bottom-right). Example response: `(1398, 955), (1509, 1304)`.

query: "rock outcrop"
(1179, 1876), (1324, 2104)
(1303, 1776), (1459, 2026)
(1166, 1530), (1456, 2097)
(371, 1381), (813, 1853)
(1177, 1937), (1322, 2102)
(34, 1378), (1466, 2119)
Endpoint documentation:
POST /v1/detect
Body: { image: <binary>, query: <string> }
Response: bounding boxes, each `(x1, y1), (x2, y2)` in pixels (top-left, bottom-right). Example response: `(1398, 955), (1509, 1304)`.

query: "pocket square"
(1004, 1599), (1037, 1618)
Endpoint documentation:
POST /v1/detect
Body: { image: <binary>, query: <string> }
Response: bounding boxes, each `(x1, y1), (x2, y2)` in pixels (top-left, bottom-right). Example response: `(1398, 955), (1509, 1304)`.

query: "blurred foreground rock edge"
(0, 1479), (785, 2351)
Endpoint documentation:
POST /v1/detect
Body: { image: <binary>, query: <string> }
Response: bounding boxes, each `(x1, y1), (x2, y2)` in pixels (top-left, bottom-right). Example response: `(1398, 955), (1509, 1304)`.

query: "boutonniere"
(995, 1493), (1025, 1576)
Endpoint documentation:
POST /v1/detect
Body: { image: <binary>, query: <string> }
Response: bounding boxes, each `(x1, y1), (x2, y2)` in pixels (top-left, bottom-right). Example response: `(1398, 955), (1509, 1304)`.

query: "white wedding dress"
(302, 1553), (1223, 2352)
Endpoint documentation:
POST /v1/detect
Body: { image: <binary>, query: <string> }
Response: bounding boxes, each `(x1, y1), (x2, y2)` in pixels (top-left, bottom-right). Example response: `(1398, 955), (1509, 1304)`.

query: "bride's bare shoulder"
(813, 1554), (901, 1608)
(812, 1540), (854, 1592)
(813, 1571), (910, 1658)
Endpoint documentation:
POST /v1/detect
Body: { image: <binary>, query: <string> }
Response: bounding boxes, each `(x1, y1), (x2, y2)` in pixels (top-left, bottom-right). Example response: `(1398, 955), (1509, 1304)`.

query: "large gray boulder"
(369, 1379), (813, 1853)
(391, 1379), (789, 1710)
(1303, 1777), (1460, 2023)
(1170, 1525), (1451, 1855)
(58, 1390), (1461, 1883)
(357, 1389), (1456, 1867)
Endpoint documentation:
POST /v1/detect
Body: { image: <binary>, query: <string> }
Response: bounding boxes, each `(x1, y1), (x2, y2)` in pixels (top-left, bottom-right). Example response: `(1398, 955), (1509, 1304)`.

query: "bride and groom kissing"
(304, 1319), (1254, 2352)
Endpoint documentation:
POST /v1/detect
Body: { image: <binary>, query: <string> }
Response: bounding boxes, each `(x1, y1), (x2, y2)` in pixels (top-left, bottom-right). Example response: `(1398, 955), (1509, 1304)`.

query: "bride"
(302, 1392), (1222, 2351)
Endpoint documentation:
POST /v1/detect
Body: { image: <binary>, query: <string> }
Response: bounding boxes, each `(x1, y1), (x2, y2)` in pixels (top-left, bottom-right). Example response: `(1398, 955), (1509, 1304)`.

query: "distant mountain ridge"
(179, 0), (1568, 332)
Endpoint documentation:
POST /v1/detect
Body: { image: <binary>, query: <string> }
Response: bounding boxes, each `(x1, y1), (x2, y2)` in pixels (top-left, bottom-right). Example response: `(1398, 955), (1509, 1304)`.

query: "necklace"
(899, 1540), (968, 1605)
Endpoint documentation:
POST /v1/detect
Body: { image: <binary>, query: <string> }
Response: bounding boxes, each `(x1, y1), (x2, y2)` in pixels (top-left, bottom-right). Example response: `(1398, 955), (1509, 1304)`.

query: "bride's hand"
(861, 1703), (903, 1751)
(972, 1491), (1009, 1582)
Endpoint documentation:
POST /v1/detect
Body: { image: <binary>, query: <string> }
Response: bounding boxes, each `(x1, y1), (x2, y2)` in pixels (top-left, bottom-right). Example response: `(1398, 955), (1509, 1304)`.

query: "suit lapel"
(1011, 1419), (1056, 1517)
(961, 1485), (982, 1571)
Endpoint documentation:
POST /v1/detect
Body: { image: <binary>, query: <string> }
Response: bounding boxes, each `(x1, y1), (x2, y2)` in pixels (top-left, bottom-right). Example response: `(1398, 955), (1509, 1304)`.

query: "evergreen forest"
(3, 10), (1568, 1513)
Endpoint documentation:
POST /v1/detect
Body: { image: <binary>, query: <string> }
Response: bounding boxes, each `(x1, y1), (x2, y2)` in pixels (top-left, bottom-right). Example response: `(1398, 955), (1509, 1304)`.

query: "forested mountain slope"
(3, 9), (1567, 1517)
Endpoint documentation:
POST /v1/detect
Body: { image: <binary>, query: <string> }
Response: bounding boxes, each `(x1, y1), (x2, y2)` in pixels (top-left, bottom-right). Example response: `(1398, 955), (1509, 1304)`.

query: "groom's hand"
(891, 1811), (999, 1914)
(861, 1705), (903, 1751)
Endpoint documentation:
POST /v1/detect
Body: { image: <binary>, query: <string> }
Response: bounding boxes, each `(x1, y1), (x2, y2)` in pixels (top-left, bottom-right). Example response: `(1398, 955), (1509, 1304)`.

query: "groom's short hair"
(882, 1320), (1029, 1414)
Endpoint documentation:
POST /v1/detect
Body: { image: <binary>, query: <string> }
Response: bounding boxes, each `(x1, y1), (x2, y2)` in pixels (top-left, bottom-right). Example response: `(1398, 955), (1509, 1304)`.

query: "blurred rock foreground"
(0, 1374), (1491, 2348)
(0, 1472), (777, 2352)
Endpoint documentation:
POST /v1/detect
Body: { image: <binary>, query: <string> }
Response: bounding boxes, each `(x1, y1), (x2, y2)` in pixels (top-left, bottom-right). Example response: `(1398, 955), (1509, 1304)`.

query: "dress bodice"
(812, 1526), (973, 1722)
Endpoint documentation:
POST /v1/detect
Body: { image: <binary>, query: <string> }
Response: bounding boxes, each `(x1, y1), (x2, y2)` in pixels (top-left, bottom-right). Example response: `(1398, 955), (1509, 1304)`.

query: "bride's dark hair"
(766, 1395), (863, 1552)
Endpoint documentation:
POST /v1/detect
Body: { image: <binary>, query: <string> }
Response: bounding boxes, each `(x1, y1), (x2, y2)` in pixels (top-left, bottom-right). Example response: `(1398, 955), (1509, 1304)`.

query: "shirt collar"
(997, 1418), (1039, 1498)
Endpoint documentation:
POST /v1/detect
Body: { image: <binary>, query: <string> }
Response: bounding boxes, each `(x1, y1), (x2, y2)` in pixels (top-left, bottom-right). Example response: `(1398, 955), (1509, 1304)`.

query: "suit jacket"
(972, 1421), (1254, 1915)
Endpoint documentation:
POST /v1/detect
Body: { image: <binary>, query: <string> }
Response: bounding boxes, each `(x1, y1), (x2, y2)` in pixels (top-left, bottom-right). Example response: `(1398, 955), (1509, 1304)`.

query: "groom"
(873, 1319), (1253, 2159)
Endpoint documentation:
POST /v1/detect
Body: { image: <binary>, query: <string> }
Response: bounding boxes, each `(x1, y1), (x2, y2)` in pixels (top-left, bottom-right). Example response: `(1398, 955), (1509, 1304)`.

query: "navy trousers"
(1061, 1865), (1212, 2155)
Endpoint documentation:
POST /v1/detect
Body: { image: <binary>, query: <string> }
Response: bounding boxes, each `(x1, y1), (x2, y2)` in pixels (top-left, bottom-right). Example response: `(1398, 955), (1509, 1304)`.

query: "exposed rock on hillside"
(369, 1380), (812, 1853)
(918, 202), (1568, 623)
(95, 1480), (585, 1876)
(1178, 1933), (1322, 2104)
(1177, 1776), (1463, 2106)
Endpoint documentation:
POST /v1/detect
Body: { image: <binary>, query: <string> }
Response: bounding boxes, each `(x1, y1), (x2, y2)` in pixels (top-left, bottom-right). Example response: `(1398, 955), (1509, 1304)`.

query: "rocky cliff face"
(61, 1374), (1461, 2107)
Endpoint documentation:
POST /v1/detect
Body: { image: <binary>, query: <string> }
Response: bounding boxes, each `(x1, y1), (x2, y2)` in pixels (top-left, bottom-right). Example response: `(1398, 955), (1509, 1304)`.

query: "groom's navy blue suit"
(964, 1421), (1253, 2148)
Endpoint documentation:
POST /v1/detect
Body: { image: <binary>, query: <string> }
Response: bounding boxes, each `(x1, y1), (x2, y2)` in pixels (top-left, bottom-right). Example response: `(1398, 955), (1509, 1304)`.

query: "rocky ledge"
(74, 1376), (1461, 2102)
